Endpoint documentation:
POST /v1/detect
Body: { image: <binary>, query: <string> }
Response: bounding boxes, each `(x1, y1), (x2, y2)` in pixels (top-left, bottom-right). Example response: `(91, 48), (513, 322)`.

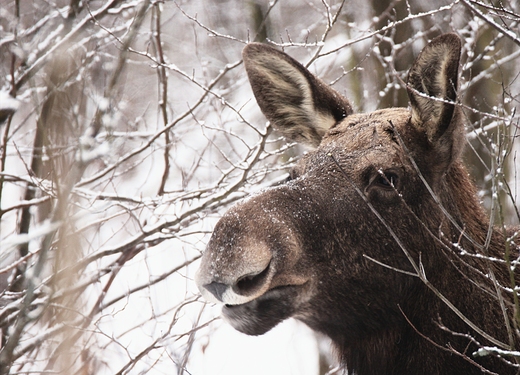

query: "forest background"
(0, 0), (519, 374)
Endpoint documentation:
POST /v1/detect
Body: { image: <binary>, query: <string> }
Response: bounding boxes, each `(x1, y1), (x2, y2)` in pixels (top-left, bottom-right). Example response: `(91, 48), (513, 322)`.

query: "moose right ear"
(406, 33), (463, 170)
(243, 43), (353, 148)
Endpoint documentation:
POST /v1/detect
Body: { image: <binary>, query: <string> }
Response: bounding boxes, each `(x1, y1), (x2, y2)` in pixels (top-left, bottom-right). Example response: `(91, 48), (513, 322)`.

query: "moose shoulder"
(196, 34), (520, 375)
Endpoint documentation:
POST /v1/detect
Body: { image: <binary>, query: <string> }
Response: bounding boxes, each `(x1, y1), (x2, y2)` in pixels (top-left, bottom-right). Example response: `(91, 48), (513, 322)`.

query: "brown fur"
(196, 34), (520, 374)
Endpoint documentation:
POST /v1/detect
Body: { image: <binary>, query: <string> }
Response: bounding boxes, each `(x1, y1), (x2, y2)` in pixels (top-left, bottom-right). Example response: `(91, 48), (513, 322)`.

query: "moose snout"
(201, 282), (228, 302)
(196, 197), (299, 306)
(199, 260), (272, 303)
(196, 248), (274, 306)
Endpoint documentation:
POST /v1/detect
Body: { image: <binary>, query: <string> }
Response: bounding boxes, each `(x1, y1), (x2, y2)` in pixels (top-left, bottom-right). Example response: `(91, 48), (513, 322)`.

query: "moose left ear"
(407, 33), (463, 164)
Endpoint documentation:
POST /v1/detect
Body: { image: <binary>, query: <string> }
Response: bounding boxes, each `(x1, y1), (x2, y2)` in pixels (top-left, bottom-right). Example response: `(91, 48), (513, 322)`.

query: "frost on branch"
(0, 1), (518, 374)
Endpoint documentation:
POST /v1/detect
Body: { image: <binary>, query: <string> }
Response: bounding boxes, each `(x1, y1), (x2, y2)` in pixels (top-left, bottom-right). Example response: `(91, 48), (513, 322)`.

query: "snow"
(189, 319), (321, 375)
(0, 91), (20, 113)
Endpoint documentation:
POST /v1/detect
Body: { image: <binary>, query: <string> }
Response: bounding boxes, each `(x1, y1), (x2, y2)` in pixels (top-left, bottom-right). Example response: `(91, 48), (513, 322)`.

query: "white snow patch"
(0, 91), (20, 113)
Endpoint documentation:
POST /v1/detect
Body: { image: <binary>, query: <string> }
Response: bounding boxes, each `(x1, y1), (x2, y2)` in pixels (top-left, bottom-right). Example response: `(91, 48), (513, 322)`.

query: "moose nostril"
(234, 261), (271, 296)
(203, 282), (229, 302)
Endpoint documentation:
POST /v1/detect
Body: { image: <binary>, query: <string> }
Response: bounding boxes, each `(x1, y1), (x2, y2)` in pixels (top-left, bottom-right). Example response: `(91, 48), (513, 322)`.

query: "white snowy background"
(0, 0), (518, 374)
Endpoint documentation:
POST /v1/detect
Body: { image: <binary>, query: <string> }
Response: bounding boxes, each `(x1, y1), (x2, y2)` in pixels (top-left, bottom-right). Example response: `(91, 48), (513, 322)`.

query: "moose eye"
(375, 172), (398, 189)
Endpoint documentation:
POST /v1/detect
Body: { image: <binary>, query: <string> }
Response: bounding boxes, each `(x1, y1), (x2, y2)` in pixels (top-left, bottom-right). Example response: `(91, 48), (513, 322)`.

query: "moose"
(196, 34), (520, 374)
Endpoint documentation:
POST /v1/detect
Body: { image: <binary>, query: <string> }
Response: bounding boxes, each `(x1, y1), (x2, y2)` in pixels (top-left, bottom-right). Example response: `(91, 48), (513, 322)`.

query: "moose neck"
(335, 161), (512, 375)
(442, 161), (490, 244)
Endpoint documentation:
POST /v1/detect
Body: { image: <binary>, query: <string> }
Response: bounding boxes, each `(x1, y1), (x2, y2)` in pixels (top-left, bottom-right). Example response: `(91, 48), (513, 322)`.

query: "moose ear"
(407, 33), (463, 164)
(243, 43), (353, 148)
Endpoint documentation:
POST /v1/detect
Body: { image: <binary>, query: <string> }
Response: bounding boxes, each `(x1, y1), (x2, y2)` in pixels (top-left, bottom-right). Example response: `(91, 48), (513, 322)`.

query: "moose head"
(196, 34), (518, 374)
